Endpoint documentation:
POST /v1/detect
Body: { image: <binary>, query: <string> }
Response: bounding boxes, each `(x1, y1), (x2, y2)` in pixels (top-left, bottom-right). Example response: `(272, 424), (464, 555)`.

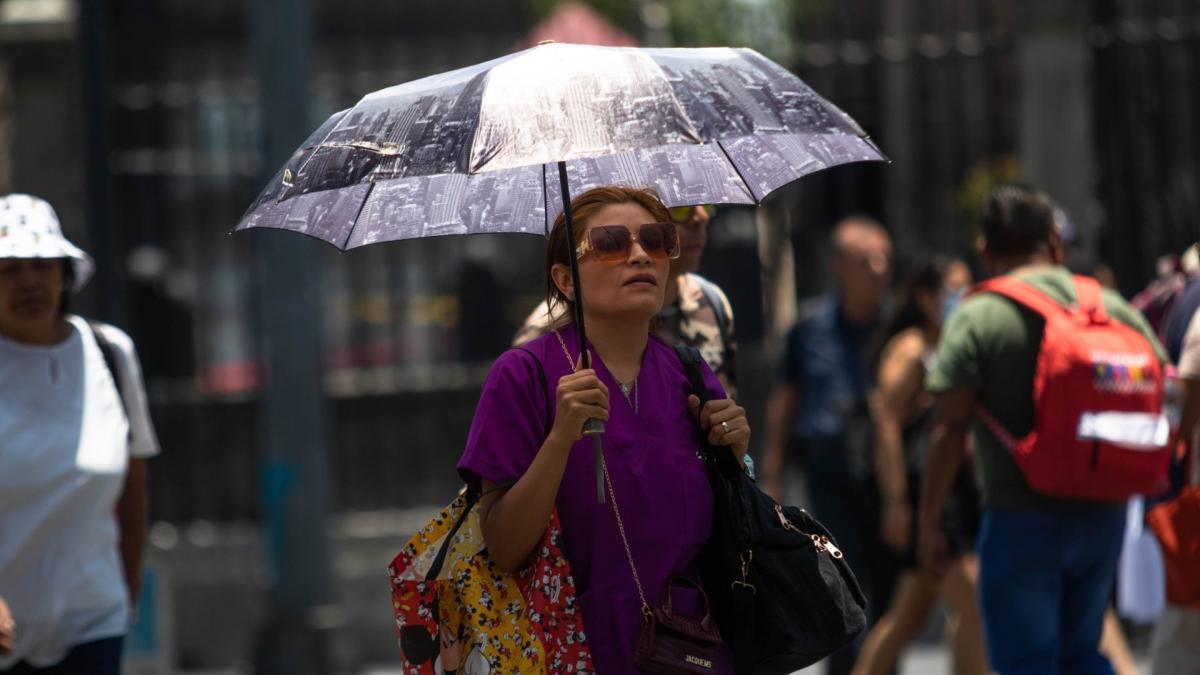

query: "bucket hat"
(0, 194), (93, 291)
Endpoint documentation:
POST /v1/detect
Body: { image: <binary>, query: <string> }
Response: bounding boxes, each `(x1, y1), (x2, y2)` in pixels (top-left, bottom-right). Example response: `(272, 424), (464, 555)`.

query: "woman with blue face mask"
(851, 256), (984, 675)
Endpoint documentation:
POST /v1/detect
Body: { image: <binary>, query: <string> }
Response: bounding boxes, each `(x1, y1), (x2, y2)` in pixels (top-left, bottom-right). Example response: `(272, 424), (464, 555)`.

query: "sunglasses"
(575, 223), (681, 265)
(668, 205), (717, 222)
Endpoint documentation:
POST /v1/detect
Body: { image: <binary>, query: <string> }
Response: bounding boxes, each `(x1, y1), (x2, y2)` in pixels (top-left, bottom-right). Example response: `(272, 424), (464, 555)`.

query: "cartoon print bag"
(388, 487), (593, 674)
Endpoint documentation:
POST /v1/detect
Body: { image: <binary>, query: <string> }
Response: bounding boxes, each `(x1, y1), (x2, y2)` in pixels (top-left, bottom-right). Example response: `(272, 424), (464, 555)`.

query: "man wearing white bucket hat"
(0, 194), (159, 674)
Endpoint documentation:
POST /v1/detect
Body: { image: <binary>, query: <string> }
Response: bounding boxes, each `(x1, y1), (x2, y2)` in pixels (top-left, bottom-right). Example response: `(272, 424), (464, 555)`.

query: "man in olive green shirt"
(918, 186), (1165, 675)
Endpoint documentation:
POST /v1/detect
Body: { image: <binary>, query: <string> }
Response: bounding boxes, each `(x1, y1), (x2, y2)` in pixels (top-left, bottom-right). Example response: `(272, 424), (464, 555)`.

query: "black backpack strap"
(88, 320), (127, 413)
(88, 322), (132, 448)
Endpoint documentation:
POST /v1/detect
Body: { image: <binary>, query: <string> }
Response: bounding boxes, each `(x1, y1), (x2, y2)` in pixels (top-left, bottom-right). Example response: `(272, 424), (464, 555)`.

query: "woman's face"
(553, 202), (670, 322)
(0, 258), (65, 338)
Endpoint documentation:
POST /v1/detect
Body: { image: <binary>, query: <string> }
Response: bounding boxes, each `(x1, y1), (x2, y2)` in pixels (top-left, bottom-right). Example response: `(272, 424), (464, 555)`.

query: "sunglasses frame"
(575, 223), (681, 264)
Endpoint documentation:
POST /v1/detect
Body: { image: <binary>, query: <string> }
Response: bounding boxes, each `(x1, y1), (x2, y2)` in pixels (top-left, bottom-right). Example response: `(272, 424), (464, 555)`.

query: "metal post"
(78, 0), (120, 323)
(247, 0), (334, 672)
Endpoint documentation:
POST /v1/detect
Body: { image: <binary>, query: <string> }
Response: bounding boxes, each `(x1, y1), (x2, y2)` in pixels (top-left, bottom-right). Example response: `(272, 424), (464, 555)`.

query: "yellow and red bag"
(388, 488), (593, 674)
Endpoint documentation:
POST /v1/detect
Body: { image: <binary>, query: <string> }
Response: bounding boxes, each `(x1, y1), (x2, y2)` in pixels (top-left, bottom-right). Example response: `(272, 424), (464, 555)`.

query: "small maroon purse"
(634, 576), (724, 674)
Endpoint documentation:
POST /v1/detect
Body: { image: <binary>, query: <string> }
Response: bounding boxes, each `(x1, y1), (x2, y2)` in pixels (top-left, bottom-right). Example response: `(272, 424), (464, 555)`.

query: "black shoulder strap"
(673, 343), (714, 407)
(672, 344), (742, 477)
(88, 320), (128, 415)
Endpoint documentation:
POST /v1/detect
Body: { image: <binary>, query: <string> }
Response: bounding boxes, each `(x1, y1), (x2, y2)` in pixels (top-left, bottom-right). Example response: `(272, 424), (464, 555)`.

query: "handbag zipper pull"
(730, 550), (756, 595)
(775, 504), (799, 531)
(820, 535), (844, 559)
(811, 533), (827, 554)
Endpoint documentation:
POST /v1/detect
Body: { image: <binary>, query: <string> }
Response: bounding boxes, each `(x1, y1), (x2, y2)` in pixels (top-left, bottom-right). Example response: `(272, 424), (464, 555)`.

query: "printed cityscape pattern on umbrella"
(236, 43), (885, 249)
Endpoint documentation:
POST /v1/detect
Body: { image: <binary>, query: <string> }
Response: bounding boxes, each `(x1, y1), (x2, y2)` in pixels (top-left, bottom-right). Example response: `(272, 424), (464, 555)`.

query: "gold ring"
(721, 421), (731, 434)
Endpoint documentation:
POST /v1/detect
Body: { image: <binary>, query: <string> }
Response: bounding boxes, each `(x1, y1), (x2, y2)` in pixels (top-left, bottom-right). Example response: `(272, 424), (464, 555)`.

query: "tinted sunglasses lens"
(590, 226), (631, 262)
(639, 223), (679, 259)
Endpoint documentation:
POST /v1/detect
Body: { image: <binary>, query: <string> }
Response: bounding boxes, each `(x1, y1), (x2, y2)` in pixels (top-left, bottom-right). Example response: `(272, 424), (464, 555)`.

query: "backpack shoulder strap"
(694, 275), (730, 345)
(87, 320), (128, 414)
(970, 275), (1072, 321)
(1072, 275), (1109, 323)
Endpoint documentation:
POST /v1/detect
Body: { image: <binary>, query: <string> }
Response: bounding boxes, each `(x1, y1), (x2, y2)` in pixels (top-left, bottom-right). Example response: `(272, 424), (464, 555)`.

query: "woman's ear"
(550, 262), (574, 301)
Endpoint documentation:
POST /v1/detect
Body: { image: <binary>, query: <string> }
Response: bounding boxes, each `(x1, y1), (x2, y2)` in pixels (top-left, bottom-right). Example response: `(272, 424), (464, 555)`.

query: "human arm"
(871, 332), (926, 551)
(115, 458), (149, 606)
(478, 360), (610, 573)
(917, 387), (976, 573)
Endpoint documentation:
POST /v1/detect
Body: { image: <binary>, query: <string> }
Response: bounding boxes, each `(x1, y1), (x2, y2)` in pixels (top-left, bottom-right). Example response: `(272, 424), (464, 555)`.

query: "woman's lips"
(624, 274), (657, 286)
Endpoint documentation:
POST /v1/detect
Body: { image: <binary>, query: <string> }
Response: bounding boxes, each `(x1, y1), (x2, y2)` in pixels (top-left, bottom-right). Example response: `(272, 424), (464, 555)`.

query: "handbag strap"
(551, 330), (653, 619)
(601, 455), (653, 619)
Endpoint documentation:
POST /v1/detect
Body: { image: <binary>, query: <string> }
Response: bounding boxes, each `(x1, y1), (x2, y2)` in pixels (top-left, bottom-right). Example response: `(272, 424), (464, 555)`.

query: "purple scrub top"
(458, 324), (734, 674)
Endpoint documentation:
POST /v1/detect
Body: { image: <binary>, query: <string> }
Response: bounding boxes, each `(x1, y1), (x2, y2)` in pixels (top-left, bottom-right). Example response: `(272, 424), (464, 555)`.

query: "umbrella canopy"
(235, 42), (884, 249)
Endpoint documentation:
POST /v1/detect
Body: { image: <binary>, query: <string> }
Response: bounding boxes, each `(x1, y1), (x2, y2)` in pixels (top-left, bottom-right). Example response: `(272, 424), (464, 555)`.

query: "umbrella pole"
(557, 160), (606, 504)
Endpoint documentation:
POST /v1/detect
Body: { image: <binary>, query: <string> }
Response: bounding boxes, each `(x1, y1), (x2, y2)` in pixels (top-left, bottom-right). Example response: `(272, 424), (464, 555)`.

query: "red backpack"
(972, 274), (1171, 500)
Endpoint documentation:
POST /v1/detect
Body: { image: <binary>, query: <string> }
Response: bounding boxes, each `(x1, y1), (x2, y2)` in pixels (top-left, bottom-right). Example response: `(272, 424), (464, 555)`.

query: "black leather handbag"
(673, 345), (868, 675)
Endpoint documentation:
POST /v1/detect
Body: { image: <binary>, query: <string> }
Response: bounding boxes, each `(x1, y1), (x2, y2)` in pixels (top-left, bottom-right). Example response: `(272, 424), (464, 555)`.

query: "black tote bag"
(673, 344), (867, 675)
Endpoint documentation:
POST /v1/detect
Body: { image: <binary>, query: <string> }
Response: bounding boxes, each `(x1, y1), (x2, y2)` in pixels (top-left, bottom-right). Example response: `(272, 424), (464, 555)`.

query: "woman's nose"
(627, 239), (652, 263)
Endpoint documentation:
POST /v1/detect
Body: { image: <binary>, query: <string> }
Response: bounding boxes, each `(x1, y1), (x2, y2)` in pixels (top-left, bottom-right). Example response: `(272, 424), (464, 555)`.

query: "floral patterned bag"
(388, 487), (594, 674)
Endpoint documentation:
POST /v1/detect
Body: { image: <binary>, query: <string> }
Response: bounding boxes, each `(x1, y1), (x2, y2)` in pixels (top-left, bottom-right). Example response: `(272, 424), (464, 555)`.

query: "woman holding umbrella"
(458, 186), (750, 674)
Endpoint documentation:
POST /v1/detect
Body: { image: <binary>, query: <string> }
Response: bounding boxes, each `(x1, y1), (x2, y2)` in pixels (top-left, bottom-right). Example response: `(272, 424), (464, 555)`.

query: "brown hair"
(545, 186), (672, 323)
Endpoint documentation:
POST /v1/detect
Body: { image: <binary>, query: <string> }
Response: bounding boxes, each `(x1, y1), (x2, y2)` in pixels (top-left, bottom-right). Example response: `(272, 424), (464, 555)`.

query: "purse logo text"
(686, 655), (713, 669)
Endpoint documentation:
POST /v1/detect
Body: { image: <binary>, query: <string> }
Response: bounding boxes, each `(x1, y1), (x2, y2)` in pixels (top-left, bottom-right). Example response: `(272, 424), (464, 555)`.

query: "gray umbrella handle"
(584, 419), (604, 503)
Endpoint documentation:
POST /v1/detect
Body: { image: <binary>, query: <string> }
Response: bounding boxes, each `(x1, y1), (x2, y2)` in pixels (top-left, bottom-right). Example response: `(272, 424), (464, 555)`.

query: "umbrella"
(236, 42), (886, 500)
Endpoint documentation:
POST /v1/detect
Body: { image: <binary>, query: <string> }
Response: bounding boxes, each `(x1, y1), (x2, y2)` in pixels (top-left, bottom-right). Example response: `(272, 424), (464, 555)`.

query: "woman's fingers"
(706, 402), (744, 426)
(707, 418), (750, 447)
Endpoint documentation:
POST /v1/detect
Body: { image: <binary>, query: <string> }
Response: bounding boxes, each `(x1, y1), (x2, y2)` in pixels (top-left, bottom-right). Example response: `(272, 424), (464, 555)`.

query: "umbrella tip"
(537, 39), (556, 46)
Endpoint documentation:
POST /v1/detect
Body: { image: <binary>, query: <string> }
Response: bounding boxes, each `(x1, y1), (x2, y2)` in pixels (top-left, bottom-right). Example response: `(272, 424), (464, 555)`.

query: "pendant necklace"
(617, 378), (639, 415)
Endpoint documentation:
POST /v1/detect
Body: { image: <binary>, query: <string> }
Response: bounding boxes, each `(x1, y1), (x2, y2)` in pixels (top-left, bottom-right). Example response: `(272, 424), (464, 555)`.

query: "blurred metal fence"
(9, 0), (1192, 522)
(1090, 0), (1200, 294)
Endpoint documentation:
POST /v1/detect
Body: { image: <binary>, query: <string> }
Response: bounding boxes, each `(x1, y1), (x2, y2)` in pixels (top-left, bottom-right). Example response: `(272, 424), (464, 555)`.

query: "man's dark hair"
(980, 184), (1056, 258)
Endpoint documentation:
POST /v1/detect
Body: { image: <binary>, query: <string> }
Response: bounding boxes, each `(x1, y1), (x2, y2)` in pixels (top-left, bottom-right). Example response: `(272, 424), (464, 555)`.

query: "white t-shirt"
(0, 315), (159, 667)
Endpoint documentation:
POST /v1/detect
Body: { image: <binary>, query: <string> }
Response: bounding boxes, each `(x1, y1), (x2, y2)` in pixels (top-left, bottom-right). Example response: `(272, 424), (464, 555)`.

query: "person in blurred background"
(851, 256), (986, 675)
(919, 185), (1165, 675)
(1144, 251), (1200, 674)
(761, 215), (894, 675)
(515, 203), (738, 396)
(0, 195), (159, 674)
(461, 186), (750, 674)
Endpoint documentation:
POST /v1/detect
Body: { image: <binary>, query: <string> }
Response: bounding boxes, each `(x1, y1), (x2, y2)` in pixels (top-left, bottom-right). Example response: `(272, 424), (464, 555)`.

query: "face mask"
(941, 288), (965, 324)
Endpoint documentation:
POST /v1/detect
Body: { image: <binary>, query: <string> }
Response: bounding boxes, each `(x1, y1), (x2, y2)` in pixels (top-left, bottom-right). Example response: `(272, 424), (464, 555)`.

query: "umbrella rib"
(716, 139), (763, 204)
(336, 182), (376, 251)
(542, 163), (550, 237)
